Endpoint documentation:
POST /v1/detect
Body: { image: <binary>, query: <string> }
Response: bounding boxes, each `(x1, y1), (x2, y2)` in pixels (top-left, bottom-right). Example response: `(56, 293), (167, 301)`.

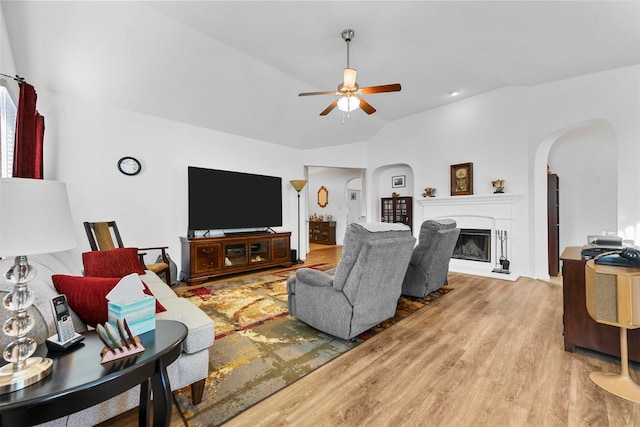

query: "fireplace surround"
(418, 194), (520, 280)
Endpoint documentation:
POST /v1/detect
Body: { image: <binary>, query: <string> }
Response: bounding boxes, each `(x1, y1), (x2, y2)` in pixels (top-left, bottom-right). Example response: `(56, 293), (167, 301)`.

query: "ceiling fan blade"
(359, 83), (401, 95)
(299, 90), (338, 97)
(320, 100), (338, 116)
(343, 68), (357, 89)
(359, 98), (376, 115)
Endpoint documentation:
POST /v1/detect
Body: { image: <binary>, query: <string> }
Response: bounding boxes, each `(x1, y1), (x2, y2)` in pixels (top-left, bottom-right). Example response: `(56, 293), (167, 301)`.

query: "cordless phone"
(46, 294), (84, 351)
(51, 294), (75, 342)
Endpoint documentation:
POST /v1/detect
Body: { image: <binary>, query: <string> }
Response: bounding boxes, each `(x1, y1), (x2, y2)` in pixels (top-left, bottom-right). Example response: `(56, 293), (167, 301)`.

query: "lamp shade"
(289, 179), (308, 192)
(0, 178), (76, 256)
(343, 68), (357, 89)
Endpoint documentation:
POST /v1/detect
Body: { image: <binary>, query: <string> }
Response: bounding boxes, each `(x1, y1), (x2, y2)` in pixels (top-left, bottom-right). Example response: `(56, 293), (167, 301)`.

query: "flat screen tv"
(188, 166), (283, 233)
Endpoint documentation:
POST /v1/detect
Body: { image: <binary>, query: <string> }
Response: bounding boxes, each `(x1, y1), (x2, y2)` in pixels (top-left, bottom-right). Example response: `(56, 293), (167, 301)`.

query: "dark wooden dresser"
(560, 246), (640, 362)
(309, 221), (336, 245)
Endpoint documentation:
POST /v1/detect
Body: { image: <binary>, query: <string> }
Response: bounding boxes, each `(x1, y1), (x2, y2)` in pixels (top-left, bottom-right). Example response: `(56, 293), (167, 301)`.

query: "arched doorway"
(345, 177), (364, 226)
(532, 119), (617, 279)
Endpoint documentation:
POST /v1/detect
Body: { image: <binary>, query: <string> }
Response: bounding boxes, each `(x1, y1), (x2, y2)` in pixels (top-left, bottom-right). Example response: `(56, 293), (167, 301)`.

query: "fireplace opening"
(452, 229), (491, 262)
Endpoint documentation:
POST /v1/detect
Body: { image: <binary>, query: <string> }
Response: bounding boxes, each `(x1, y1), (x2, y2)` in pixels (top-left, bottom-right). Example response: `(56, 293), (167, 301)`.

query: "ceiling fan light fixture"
(343, 68), (357, 89)
(298, 28), (401, 117)
(338, 96), (360, 112)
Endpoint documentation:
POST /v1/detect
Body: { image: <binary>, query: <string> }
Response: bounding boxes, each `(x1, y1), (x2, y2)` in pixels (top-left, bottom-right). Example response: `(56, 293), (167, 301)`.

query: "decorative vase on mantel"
(422, 187), (436, 197)
(492, 179), (505, 194)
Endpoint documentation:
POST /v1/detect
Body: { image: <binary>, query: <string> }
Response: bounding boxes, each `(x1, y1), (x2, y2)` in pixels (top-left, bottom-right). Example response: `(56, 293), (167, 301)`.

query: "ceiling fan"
(299, 29), (401, 116)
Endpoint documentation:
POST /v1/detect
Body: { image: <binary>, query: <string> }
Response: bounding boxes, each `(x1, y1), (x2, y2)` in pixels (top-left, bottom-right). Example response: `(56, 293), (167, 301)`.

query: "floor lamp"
(289, 179), (307, 264)
(0, 178), (77, 394)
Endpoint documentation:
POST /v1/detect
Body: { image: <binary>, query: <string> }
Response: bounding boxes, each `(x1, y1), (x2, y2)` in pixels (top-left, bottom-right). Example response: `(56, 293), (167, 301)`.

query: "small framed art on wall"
(392, 175), (406, 188)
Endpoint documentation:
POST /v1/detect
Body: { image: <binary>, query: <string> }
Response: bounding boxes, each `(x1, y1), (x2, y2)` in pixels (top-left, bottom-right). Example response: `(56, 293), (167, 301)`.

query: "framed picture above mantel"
(450, 162), (473, 196)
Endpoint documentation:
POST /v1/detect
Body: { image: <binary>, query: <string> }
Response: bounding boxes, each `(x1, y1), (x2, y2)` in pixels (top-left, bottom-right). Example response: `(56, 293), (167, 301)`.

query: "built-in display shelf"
(419, 193), (521, 281)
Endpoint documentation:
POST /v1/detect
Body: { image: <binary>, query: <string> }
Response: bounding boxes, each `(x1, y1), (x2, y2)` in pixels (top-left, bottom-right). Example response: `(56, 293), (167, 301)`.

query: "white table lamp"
(0, 178), (76, 394)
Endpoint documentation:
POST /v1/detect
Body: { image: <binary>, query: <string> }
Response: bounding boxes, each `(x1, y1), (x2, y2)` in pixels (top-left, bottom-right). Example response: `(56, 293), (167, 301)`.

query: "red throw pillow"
(52, 275), (166, 327)
(141, 282), (167, 314)
(82, 248), (145, 278)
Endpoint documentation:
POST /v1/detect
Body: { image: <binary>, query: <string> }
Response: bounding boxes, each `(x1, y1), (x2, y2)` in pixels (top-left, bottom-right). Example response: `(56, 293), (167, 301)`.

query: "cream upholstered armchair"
(287, 222), (416, 340)
(401, 219), (460, 299)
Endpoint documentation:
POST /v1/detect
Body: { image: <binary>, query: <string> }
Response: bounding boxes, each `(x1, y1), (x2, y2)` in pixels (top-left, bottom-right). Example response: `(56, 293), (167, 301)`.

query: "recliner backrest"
(333, 222), (415, 292)
(342, 236), (416, 304)
(411, 219), (460, 282)
(333, 223), (417, 336)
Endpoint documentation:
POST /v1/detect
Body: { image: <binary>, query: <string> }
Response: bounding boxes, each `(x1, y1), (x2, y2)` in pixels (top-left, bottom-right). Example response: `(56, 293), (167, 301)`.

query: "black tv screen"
(188, 166), (283, 232)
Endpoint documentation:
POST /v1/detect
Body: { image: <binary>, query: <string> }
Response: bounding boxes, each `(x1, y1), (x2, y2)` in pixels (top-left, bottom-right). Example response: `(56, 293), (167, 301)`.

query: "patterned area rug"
(173, 264), (451, 426)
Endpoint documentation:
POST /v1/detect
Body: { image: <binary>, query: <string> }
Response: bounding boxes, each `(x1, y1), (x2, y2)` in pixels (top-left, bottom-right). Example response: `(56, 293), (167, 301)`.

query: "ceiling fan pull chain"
(342, 109), (350, 124)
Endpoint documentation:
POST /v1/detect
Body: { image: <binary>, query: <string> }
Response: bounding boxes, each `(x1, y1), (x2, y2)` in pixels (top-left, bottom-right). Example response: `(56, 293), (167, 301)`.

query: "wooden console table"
(560, 246), (640, 362)
(309, 221), (336, 245)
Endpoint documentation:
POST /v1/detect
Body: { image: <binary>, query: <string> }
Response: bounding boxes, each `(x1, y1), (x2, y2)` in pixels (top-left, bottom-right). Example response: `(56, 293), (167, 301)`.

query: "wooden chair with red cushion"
(83, 221), (172, 285)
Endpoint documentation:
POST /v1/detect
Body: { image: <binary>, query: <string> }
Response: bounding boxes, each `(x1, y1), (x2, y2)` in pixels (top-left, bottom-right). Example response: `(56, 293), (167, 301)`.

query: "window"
(0, 85), (17, 178)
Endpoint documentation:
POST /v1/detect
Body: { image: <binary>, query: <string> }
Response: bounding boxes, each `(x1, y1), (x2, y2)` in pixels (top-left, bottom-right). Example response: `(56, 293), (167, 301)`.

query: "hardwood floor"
(102, 244), (640, 427)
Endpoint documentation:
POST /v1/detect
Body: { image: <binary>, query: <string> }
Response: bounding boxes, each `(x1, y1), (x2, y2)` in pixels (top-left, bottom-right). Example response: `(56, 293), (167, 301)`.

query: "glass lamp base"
(0, 356), (53, 395)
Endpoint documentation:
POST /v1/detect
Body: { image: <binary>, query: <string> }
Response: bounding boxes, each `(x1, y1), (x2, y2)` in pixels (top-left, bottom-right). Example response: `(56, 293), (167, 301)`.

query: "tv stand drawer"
(192, 242), (222, 273)
(271, 237), (290, 261)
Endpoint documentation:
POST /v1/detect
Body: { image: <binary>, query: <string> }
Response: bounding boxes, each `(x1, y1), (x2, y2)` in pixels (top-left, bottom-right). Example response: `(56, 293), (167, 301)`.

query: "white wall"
(302, 142), (368, 169)
(369, 86), (529, 201)
(39, 92), (305, 272)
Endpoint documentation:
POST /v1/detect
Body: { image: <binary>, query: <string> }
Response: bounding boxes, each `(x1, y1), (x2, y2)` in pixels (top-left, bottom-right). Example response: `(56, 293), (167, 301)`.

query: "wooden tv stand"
(180, 232), (292, 284)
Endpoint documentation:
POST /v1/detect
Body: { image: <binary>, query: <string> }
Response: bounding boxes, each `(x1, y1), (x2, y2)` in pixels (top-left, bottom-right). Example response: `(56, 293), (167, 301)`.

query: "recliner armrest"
(295, 268), (334, 287)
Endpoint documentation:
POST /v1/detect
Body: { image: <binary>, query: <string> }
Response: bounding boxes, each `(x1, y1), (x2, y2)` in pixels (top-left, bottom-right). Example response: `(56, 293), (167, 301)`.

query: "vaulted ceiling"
(2, 1), (639, 150)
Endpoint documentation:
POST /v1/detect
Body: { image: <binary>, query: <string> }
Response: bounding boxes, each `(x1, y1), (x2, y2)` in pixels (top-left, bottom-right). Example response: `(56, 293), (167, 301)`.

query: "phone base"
(46, 333), (85, 352)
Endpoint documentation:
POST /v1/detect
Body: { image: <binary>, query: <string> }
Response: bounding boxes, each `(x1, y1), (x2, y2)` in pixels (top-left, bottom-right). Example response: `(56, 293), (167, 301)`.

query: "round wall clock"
(117, 156), (141, 176)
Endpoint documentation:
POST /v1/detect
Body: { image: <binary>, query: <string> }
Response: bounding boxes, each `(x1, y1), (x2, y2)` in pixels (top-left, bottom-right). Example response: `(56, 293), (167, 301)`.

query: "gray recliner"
(401, 219), (460, 298)
(287, 222), (416, 340)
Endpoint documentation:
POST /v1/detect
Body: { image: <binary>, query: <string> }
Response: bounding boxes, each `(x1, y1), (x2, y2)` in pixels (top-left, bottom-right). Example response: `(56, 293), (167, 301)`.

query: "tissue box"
(108, 296), (156, 336)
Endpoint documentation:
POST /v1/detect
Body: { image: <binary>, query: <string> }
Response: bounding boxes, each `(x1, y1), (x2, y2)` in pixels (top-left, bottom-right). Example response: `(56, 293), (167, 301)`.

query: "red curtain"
(13, 82), (45, 179)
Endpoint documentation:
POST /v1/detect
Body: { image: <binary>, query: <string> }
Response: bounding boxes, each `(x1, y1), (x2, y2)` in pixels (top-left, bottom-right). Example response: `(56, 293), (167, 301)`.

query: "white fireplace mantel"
(418, 193), (521, 208)
(418, 193), (522, 281)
